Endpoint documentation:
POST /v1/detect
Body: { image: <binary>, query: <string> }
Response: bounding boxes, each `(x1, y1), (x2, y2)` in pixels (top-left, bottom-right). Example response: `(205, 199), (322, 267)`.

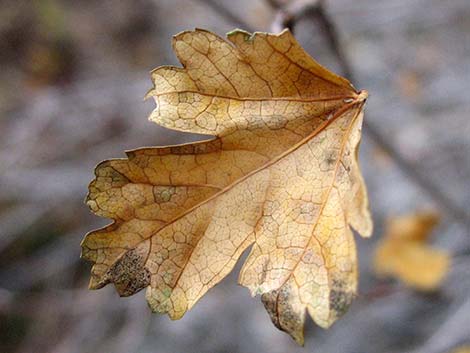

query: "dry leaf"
(81, 28), (372, 344)
(373, 211), (449, 291)
(450, 346), (470, 353)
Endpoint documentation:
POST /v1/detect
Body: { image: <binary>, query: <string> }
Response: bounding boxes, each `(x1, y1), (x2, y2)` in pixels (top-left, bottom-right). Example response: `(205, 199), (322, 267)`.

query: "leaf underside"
(81, 28), (372, 345)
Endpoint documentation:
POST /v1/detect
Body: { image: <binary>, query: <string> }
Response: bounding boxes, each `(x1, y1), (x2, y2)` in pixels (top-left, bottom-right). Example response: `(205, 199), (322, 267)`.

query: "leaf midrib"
(141, 98), (365, 270)
(272, 102), (364, 316)
(152, 90), (355, 103)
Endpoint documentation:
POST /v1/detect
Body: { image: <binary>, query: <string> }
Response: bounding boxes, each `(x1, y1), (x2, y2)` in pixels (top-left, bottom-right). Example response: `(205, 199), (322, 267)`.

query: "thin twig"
(305, 1), (355, 80)
(197, 0), (251, 29)
(307, 3), (470, 228)
(196, 0), (470, 229)
(271, 10), (296, 32)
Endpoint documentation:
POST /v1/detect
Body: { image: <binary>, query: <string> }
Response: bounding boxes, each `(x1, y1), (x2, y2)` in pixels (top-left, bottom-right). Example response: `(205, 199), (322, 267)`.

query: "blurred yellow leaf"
(374, 211), (450, 291)
(451, 346), (470, 353)
(81, 28), (372, 345)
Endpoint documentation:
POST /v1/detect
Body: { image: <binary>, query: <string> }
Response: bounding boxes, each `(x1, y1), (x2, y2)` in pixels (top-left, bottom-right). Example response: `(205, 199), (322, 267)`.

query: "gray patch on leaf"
(329, 285), (355, 318)
(106, 248), (151, 297)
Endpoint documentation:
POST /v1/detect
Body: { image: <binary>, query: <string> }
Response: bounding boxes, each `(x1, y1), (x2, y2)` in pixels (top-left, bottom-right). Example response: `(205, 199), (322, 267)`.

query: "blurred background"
(1, 0), (469, 352)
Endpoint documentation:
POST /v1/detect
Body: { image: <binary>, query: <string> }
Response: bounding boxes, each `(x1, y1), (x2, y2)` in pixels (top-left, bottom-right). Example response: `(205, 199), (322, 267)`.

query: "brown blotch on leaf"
(106, 248), (151, 297)
(329, 288), (355, 320)
(262, 290), (280, 326)
(262, 284), (305, 345)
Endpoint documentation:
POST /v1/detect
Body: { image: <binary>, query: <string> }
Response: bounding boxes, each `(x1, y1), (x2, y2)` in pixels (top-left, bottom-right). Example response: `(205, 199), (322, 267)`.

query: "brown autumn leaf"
(373, 211), (450, 291)
(81, 28), (372, 344)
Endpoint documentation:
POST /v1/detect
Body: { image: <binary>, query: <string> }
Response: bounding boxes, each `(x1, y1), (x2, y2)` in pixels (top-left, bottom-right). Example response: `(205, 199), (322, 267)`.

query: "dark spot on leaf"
(107, 248), (150, 297)
(262, 283), (305, 345)
(329, 288), (354, 318)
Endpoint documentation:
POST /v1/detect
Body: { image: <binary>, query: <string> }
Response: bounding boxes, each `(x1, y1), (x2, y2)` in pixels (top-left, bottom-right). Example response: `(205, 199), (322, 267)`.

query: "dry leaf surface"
(81, 28), (372, 344)
(373, 211), (449, 291)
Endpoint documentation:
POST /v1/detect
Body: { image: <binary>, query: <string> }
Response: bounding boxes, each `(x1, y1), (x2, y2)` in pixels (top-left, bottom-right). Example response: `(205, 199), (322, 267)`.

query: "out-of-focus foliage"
(451, 346), (470, 353)
(374, 211), (449, 291)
